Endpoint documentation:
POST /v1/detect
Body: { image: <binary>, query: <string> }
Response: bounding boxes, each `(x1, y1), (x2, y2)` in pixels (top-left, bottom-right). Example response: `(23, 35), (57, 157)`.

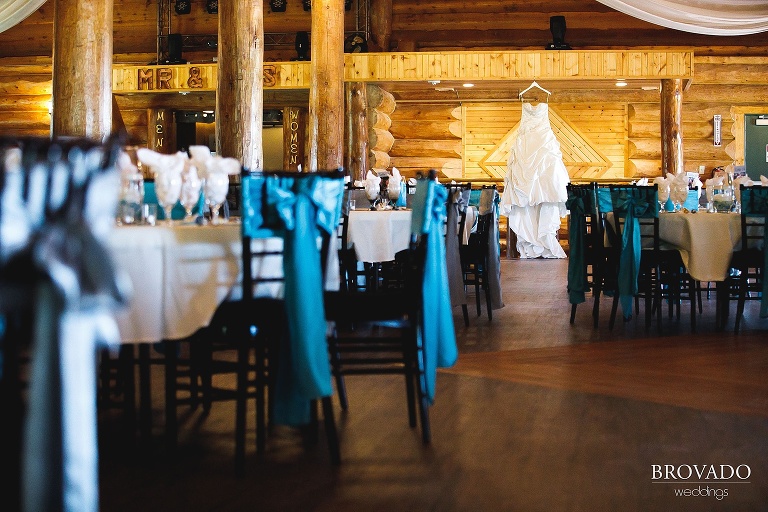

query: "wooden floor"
(98, 259), (768, 512)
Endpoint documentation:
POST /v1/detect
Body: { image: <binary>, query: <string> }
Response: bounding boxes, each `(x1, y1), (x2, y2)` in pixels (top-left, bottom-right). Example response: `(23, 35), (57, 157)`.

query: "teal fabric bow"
(242, 173), (344, 425)
(411, 180), (458, 403)
(566, 195), (588, 305)
(612, 189), (656, 320)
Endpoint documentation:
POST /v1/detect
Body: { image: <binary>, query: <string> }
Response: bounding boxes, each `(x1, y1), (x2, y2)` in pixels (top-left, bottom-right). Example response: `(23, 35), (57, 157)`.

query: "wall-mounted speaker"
(547, 15), (571, 50)
(167, 33), (186, 64)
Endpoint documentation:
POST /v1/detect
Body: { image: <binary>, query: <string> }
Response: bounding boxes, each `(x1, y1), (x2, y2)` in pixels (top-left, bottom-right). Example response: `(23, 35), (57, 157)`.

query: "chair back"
(566, 183), (602, 305)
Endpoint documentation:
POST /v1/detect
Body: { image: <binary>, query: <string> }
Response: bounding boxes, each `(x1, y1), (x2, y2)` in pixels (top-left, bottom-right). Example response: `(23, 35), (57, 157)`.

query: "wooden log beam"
(660, 79), (684, 176)
(52, 0), (112, 139)
(347, 82), (369, 181)
(217, 0), (263, 170)
(309, 0), (345, 172)
(370, 0), (393, 52)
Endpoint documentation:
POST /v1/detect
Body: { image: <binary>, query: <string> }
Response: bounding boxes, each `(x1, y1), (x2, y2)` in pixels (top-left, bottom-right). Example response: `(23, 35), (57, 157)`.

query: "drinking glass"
(204, 173), (230, 224)
(657, 183), (670, 213)
(155, 171), (182, 225)
(180, 174), (202, 222)
(671, 182), (688, 212)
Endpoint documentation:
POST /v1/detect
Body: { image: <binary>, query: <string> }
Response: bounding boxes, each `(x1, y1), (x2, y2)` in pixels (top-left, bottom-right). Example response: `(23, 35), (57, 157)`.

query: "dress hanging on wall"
(500, 99), (569, 258)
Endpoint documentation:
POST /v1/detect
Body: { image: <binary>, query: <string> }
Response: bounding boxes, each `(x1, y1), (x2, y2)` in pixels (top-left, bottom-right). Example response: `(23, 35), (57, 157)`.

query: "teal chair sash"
(566, 193), (589, 305)
(740, 186), (768, 318)
(241, 172), (344, 425)
(610, 186), (658, 320)
(411, 179), (458, 403)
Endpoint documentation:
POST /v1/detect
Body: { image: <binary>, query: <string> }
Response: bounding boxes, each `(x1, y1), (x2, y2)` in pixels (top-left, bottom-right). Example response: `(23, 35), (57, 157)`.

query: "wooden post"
(309, 0), (345, 172)
(283, 107), (306, 171)
(370, 0), (393, 52)
(217, 0), (263, 171)
(147, 108), (175, 154)
(660, 79), (684, 176)
(51, 0), (112, 139)
(348, 82), (369, 182)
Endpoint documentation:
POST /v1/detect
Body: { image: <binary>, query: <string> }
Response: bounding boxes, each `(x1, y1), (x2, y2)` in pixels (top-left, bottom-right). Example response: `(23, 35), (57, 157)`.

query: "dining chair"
(446, 183), (472, 327)
(566, 182), (604, 327)
(192, 169), (345, 474)
(0, 135), (127, 512)
(606, 184), (697, 332)
(323, 170), (458, 445)
(460, 185), (501, 321)
(730, 184), (768, 333)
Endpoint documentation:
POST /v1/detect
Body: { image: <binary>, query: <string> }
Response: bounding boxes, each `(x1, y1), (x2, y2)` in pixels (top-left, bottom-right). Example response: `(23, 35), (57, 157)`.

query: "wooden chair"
(731, 184), (768, 333)
(566, 182), (605, 327)
(446, 183), (472, 326)
(192, 169), (345, 474)
(607, 185), (697, 332)
(459, 185), (499, 321)
(324, 171), (458, 445)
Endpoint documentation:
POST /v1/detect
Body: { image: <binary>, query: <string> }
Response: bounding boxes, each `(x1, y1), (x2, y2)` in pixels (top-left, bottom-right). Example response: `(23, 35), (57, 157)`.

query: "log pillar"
(51, 0), (112, 139)
(346, 82), (369, 182)
(660, 79), (684, 176)
(217, 0), (263, 171)
(309, 0), (345, 172)
(283, 106), (306, 171)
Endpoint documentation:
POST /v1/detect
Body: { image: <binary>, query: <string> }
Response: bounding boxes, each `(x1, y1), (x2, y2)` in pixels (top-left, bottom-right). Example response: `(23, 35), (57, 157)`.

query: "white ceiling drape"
(0, 0), (46, 33)
(596, 0), (768, 36)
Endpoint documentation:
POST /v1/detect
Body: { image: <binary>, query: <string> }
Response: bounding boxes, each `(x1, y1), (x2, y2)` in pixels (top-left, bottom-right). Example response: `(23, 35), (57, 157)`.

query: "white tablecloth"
(659, 212), (742, 282)
(108, 223), (286, 344)
(347, 209), (412, 262)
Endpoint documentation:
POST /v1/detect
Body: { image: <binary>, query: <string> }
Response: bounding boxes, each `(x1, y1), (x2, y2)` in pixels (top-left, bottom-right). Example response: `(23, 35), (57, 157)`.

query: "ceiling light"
(427, 80), (441, 86)
(462, 83), (475, 88)
(615, 80), (628, 87)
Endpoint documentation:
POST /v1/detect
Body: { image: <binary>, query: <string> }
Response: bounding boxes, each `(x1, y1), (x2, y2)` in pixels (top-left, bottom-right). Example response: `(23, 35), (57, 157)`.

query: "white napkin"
(364, 170), (381, 201)
(668, 172), (689, 205)
(733, 175), (754, 202)
(690, 176), (703, 198)
(653, 176), (670, 202)
(388, 167), (403, 200)
(635, 177), (648, 186)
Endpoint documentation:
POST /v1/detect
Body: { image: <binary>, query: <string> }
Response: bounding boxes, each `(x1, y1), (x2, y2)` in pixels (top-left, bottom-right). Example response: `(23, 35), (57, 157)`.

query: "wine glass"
(180, 172), (202, 222)
(155, 171), (182, 225)
(657, 182), (670, 213)
(204, 173), (230, 224)
(671, 182), (687, 212)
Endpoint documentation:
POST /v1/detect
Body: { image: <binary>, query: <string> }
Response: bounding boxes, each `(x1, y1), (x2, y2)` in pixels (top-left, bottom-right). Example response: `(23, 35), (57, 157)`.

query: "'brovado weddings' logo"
(652, 464), (752, 502)
(652, 464), (751, 481)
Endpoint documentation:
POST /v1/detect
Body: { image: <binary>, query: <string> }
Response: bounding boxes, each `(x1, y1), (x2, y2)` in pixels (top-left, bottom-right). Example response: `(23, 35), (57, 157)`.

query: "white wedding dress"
(500, 102), (569, 259)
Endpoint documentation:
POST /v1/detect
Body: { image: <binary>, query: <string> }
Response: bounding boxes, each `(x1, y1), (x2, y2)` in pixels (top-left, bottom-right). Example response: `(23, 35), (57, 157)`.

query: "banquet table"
(658, 212), (742, 282)
(347, 208), (412, 263)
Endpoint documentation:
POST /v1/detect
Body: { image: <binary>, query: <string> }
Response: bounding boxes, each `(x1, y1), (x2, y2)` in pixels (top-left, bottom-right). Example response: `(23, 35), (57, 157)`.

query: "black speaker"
(547, 15), (571, 50)
(167, 33), (186, 64)
(294, 31), (310, 61)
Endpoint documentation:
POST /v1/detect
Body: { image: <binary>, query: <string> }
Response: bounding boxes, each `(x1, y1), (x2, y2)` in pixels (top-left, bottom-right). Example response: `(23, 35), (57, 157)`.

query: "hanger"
(518, 80), (551, 102)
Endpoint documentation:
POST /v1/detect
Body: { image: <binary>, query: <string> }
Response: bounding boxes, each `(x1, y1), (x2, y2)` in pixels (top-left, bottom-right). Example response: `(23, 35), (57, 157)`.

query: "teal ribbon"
(741, 187), (768, 318)
(411, 180), (458, 403)
(242, 173), (344, 425)
(566, 196), (588, 305)
(397, 181), (407, 207)
(612, 189), (655, 320)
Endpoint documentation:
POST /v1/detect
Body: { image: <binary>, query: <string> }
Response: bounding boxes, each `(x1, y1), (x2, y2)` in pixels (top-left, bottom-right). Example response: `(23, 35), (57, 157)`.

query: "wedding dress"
(500, 102), (569, 258)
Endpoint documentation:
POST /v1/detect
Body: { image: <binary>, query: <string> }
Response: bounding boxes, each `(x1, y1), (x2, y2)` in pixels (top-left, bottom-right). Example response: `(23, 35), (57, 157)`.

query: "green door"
(744, 114), (768, 181)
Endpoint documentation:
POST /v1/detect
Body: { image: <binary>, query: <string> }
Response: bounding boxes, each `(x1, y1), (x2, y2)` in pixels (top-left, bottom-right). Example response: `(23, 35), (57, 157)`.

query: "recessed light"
(462, 83), (475, 88)
(615, 81), (628, 87)
(427, 80), (441, 86)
